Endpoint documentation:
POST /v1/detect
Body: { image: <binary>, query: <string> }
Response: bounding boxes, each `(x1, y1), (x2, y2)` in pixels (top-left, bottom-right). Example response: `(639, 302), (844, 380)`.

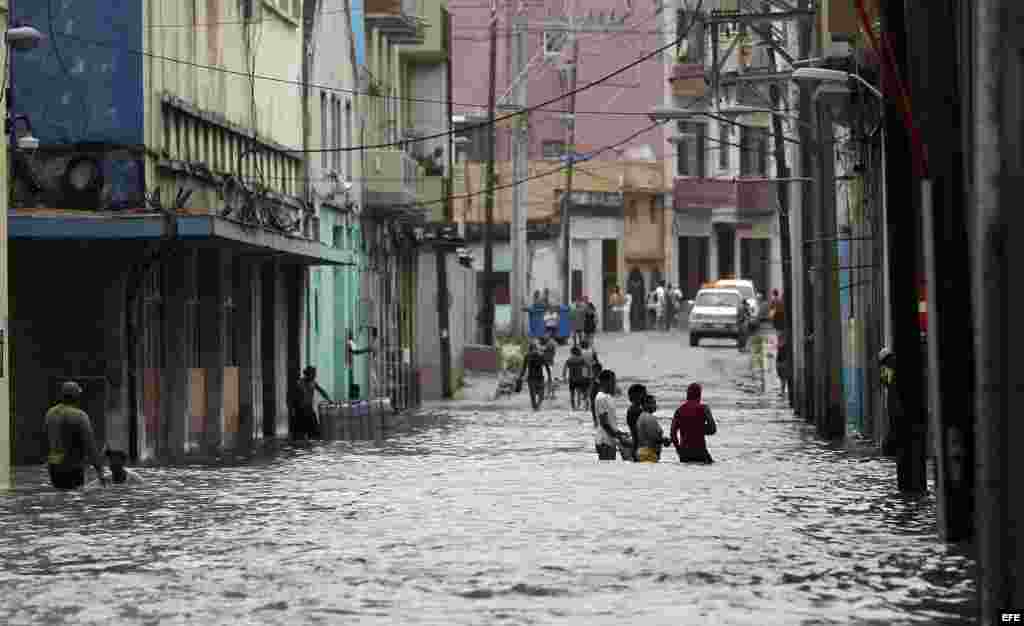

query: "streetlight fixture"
(6, 25), (44, 51)
(791, 67), (882, 100)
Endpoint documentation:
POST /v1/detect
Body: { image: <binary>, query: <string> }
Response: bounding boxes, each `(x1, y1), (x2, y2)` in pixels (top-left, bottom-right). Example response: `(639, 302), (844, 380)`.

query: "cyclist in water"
(518, 342), (552, 411)
(45, 381), (107, 490)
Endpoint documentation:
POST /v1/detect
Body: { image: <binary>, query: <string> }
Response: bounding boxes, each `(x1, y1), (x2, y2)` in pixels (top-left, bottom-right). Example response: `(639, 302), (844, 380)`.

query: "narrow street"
(0, 331), (975, 625)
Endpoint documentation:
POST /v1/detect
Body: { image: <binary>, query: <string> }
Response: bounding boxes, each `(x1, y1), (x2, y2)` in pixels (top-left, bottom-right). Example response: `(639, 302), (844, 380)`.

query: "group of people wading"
(592, 374), (717, 463)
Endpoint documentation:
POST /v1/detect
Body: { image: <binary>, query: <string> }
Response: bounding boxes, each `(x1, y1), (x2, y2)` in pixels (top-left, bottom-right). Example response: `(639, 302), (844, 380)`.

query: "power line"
(50, 10), (698, 154)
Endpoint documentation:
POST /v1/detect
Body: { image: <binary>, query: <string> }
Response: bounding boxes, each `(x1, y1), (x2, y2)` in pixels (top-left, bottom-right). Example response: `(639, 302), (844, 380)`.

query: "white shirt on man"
(593, 391), (619, 447)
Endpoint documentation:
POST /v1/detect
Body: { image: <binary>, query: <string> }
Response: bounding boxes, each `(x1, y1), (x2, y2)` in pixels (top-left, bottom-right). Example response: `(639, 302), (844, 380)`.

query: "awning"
(9, 211), (354, 266)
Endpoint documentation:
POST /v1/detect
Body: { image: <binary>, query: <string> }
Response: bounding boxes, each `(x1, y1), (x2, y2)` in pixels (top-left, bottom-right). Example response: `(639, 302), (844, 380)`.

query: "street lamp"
(6, 25), (44, 51)
(791, 67), (882, 101)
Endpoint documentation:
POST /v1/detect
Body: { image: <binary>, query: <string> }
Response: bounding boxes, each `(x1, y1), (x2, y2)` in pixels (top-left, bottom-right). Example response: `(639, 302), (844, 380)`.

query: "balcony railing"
(365, 149), (422, 215)
(365, 0), (423, 43)
(673, 177), (777, 217)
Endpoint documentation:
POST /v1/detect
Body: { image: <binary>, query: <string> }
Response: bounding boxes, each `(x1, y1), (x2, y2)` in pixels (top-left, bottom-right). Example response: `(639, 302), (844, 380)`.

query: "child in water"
(635, 393), (671, 463)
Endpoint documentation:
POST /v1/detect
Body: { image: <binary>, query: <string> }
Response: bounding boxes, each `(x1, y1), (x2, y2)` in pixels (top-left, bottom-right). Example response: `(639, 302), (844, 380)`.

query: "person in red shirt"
(670, 382), (716, 464)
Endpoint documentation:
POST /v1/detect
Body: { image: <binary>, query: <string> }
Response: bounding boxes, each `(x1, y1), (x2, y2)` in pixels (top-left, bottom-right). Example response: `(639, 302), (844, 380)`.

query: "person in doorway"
(670, 382), (716, 464)
(45, 381), (108, 490)
(636, 393), (671, 463)
(85, 450), (143, 489)
(608, 286), (624, 332)
(518, 342), (552, 411)
(625, 383), (647, 462)
(563, 346), (589, 411)
(623, 289), (633, 333)
(593, 369), (627, 460)
(293, 366), (331, 440)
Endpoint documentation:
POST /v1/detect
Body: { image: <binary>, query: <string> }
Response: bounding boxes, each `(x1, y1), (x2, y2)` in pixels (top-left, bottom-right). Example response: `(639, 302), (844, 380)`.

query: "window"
(719, 121), (730, 170)
(332, 96), (341, 172)
(676, 121), (706, 177)
(542, 140), (566, 159)
(321, 93), (328, 170)
(345, 100), (353, 181)
(740, 126), (769, 177)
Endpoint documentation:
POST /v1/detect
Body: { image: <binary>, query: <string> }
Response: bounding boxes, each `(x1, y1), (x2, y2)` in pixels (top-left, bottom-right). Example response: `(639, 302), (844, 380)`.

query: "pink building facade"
(451, 0), (665, 163)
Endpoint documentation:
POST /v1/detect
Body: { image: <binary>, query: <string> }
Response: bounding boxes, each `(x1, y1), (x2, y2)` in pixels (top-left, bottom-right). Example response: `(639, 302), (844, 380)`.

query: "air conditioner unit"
(544, 30), (567, 57)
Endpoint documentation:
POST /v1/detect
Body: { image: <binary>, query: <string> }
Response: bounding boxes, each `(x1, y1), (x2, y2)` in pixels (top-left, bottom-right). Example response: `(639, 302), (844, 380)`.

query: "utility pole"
(797, 0), (815, 424)
(909, 0), (973, 536)
(510, 12), (528, 337)
(880, 0), (927, 493)
(482, 8), (498, 346)
(560, 29), (579, 308)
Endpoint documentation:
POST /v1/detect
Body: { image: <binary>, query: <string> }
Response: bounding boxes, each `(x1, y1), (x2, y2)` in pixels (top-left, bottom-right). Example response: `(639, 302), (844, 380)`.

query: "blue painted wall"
(351, 0), (366, 69)
(12, 0), (144, 146)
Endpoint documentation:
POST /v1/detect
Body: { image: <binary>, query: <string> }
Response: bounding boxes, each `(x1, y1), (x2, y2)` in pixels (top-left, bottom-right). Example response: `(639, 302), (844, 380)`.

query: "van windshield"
(695, 292), (740, 308)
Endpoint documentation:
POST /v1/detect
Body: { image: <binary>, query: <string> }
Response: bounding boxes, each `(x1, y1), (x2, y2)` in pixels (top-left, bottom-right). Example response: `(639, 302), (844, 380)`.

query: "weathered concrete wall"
(446, 254), (477, 388)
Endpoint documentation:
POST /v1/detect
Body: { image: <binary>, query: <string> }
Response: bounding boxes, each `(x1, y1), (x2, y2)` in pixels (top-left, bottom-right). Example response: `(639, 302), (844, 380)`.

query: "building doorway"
(677, 236), (709, 299)
(715, 223), (736, 278)
(627, 268), (646, 331)
(740, 237), (770, 294)
(602, 239), (619, 331)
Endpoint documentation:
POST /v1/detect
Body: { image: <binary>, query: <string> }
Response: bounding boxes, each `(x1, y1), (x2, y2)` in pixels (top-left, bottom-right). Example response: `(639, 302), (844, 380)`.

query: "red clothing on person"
(671, 400), (709, 450)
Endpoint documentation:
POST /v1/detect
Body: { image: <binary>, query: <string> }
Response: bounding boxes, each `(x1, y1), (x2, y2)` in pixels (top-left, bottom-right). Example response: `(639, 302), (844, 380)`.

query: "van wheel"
(689, 334), (699, 347)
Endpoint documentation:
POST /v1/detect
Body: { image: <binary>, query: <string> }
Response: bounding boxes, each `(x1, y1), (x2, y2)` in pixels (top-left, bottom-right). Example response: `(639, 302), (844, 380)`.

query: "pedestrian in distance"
(622, 289), (633, 334)
(45, 381), (108, 490)
(636, 393), (672, 463)
(769, 289), (785, 334)
(518, 342), (552, 411)
(592, 369), (628, 460)
(665, 283), (677, 331)
(562, 346), (589, 411)
(582, 297), (598, 346)
(292, 366), (331, 440)
(670, 382), (717, 464)
(777, 333), (792, 397)
(625, 383), (647, 462)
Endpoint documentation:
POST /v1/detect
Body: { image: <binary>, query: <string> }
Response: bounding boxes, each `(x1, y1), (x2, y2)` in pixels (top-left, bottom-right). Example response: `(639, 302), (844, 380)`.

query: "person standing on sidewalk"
(593, 369), (627, 460)
(769, 289), (785, 335)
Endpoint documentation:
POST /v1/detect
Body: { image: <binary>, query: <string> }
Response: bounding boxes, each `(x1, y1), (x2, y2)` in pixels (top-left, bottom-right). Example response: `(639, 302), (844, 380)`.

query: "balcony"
(364, 149), (423, 217)
(399, 0), (447, 62)
(366, 0), (424, 44)
(673, 178), (777, 218)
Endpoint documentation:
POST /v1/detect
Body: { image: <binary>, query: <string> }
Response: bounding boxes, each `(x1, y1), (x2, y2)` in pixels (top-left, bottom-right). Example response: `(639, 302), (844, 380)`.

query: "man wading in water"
(518, 343), (552, 411)
(670, 382), (717, 463)
(45, 381), (108, 489)
(592, 370), (627, 460)
(292, 367), (331, 440)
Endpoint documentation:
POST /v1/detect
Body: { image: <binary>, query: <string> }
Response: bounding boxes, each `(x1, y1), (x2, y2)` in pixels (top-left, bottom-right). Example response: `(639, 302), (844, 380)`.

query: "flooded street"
(0, 332), (976, 625)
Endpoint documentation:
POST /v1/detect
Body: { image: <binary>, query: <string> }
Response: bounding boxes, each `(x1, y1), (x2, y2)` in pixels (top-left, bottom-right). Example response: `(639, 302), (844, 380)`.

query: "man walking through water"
(46, 381), (108, 489)
(292, 366), (331, 440)
(518, 342), (552, 411)
(593, 369), (627, 460)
